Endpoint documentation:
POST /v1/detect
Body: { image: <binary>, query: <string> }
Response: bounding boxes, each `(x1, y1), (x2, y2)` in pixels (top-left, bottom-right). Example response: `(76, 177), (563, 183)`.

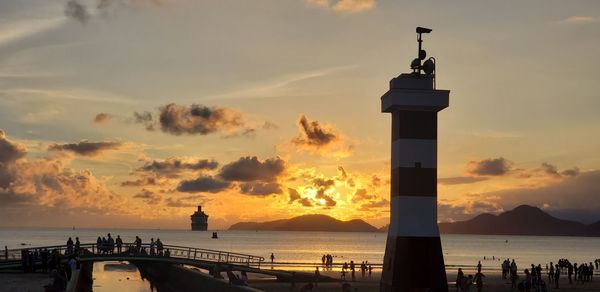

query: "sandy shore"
(249, 269), (600, 292)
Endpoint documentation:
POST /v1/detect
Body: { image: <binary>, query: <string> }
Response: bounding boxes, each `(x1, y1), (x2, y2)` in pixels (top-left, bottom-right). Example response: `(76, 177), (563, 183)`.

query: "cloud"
(0, 130), (27, 164)
(133, 189), (162, 204)
(289, 115), (352, 157)
(93, 113), (113, 124)
(120, 176), (157, 187)
(219, 156), (286, 182)
(48, 141), (123, 156)
(158, 103), (243, 135)
(558, 16), (597, 24)
(438, 200), (504, 222)
(176, 176), (230, 193)
(438, 176), (489, 185)
(138, 158), (218, 177)
(239, 182), (283, 196)
(333, 0), (375, 12)
(539, 162), (580, 178)
(133, 103), (248, 136)
(288, 188), (301, 203)
(65, 0), (90, 23)
(466, 157), (513, 176)
(293, 115), (337, 147)
(307, 0), (375, 13)
(352, 188), (375, 203)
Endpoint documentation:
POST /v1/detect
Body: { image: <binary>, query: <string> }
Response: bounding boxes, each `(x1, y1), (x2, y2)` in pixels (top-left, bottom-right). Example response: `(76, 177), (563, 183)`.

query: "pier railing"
(1, 243), (264, 268)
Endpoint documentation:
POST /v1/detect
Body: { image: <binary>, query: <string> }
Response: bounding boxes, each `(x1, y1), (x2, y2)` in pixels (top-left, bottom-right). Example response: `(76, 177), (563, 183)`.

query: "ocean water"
(1, 228), (599, 270)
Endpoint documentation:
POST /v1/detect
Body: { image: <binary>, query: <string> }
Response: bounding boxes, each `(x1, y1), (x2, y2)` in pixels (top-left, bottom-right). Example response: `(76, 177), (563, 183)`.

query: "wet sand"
(249, 269), (600, 292)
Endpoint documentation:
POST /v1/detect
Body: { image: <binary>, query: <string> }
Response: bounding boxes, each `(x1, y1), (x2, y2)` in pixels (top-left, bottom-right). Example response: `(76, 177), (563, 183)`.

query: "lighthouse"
(380, 27), (449, 291)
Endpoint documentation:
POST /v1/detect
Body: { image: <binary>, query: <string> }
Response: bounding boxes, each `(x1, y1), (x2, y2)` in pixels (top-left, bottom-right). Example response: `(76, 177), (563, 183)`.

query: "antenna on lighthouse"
(410, 27), (436, 77)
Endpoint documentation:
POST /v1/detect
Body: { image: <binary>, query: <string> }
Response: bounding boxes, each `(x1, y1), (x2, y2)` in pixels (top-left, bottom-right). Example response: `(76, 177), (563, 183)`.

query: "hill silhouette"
(439, 205), (600, 237)
(229, 214), (378, 232)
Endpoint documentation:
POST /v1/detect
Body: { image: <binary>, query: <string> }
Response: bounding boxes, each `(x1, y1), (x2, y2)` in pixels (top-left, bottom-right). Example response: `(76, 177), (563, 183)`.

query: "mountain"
(229, 214), (379, 232)
(439, 205), (600, 237)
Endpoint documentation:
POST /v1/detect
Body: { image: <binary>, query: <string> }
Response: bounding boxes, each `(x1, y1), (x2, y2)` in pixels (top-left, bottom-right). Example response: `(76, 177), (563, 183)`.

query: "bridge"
(0, 243), (265, 273)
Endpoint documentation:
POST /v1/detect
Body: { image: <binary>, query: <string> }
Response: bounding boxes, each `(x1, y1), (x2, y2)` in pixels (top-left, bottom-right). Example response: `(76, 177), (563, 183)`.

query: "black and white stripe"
(380, 74), (449, 292)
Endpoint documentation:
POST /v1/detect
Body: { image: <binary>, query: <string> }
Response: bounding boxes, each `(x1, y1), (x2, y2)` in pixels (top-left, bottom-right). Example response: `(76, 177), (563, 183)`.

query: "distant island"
(230, 206), (600, 236)
(228, 214), (379, 232)
(438, 205), (600, 237)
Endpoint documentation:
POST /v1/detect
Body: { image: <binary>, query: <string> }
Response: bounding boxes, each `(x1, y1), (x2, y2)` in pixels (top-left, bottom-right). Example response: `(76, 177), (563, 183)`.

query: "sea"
(2, 228), (599, 269)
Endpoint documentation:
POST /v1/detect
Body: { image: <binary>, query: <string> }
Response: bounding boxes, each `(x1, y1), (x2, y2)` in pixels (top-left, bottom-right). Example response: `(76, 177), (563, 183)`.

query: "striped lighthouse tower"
(380, 27), (449, 292)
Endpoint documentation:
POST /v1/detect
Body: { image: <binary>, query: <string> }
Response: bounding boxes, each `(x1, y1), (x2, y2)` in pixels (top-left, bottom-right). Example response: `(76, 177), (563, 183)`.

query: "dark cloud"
(133, 111), (155, 131)
(239, 182), (282, 196)
(133, 189), (162, 204)
(120, 176), (157, 187)
(540, 162), (580, 178)
(438, 176), (489, 185)
(48, 141), (122, 156)
(466, 157), (513, 176)
(219, 156), (285, 182)
(0, 130), (26, 164)
(352, 188), (375, 203)
(65, 0), (90, 23)
(139, 158), (218, 175)
(298, 198), (313, 207)
(177, 176), (230, 193)
(288, 188), (301, 203)
(93, 113), (113, 124)
(313, 178), (335, 189)
(157, 103), (244, 135)
(292, 115), (338, 147)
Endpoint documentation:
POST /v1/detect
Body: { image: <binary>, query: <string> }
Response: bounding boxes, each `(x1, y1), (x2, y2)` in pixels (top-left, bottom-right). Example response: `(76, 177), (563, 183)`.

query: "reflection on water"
(93, 261), (155, 292)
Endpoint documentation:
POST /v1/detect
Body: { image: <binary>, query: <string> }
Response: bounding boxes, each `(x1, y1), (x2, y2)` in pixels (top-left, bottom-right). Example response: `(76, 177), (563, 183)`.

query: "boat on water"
(190, 205), (209, 231)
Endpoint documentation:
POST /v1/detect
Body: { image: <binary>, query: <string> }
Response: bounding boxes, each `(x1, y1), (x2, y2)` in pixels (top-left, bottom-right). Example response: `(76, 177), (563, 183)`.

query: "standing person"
(455, 268), (464, 291)
(156, 238), (163, 256)
(96, 237), (102, 254)
(555, 264), (560, 289)
(568, 262), (573, 284)
(474, 268), (485, 292)
(74, 237), (80, 254)
(66, 237), (73, 255)
(322, 255), (326, 266)
(549, 261), (554, 284)
(477, 260), (482, 271)
(350, 260), (355, 281)
(116, 235), (123, 254)
(135, 236), (142, 255)
(524, 269), (532, 292)
(368, 265), (372, 278)
(150, 238), (156, 256)
(314, 267), (320, 287)
(107, 234), (114, 254)
(270, 253), (275, 264)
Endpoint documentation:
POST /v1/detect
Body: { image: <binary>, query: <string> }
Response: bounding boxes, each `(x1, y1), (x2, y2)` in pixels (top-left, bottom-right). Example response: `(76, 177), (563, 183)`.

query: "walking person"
(474, 268), (485, 292)
(455, 268), (464, 291)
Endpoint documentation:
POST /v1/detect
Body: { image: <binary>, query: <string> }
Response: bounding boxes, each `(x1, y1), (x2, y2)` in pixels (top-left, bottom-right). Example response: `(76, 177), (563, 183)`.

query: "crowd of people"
(455, 257), (599, 292)
(340, 260), (373, 281)
(62, 234), (170, 257)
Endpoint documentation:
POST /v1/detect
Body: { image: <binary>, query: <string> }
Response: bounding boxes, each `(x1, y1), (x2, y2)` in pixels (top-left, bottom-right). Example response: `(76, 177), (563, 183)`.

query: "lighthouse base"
(380, 236), (448, 292)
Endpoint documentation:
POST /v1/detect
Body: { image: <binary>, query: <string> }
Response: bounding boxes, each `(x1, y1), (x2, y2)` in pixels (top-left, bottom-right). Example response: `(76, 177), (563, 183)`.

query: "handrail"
(1, 242), (264, 267)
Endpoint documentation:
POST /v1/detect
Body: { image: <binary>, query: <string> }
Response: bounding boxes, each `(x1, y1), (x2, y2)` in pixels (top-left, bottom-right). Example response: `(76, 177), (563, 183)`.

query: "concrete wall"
(135, 262), (263, 292)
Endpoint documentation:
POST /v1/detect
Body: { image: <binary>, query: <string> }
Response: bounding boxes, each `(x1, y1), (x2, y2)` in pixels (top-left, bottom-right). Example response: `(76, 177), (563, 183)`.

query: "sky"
(1, 0), (600, 229)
